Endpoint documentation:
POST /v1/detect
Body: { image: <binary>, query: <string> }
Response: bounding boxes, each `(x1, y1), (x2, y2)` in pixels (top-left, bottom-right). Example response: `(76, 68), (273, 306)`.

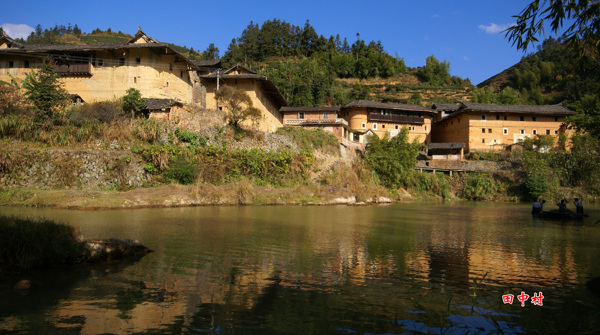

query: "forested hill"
(7, 22), (474, 107)
(477, 37), (600, 112)
(216, 19), (472, 107)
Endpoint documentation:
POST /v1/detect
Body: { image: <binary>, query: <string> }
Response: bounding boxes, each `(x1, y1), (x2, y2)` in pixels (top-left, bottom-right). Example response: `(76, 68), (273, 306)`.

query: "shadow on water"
(0, 257), (147, 333)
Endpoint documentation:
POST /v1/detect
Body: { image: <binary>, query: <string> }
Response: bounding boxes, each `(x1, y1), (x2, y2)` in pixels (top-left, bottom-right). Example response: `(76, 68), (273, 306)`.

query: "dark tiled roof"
(144, 98), (182, 110)
(342, 100), (434, 114)
(191, 59), (221, 68)
(428, 142), (465, 149)
(431, 103), (460, 111)
(459, 101), (575, 115)
(280, 106), (340, 112)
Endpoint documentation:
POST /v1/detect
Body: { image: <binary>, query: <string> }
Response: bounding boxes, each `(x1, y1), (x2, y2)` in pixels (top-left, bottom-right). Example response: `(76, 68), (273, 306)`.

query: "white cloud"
(432, 14), (442, 19)
(1, 23), (35, 39)
(478, 23), (514, 34)
(463, 56), (470, 61)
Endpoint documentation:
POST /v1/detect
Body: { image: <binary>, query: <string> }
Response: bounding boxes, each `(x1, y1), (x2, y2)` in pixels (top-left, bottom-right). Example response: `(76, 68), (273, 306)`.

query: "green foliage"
(506, 0), (600, 65)
(470, 87), (520, 105)
(196, 147), (314, 186)
(175, 128), (198, 143)
(215, 86), (261, 128)
(0, 215), (83, 269)
(523, 175), (547, 201)
(164, 155), (199, 184)
(460, 174), (498, 200)
(144, 162), (159, 174)
(122, 88), (145, 117)
(201, 43), (220, 60)
(412, 172), (451, 199)
(364, 128), (421, 188)
(415, 55), (450, 86)
(276, 126), (339, 154)
(21, 61), (68, 122)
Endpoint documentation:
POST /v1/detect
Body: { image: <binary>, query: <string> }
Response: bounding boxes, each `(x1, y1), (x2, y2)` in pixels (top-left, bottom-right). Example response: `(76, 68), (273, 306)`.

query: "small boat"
(535, 209), (588, 220)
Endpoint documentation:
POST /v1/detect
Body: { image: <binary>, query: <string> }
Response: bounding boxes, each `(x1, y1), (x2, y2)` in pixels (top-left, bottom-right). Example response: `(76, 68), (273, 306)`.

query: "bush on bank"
(0, 215), (84, 269)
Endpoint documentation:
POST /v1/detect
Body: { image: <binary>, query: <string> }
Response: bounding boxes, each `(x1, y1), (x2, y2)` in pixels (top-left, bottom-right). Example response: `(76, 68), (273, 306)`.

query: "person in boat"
(532, 200), (545, 215)
(574, 198), (584, 214)
(557, 199), (567, 213)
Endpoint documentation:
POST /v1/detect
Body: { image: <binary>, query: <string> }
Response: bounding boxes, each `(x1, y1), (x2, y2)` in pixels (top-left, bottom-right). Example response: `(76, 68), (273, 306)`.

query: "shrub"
(175, 128), (198, 143)
(461, 173), (498, 200)
(0, 83), (26, 116)
(164, 156), (199, 185)
(276, 126), (339, 155)
(134, 118), (167, 143)
(70, 101), (125, 124)
(523, 175), (548, 200)
(0, 215), (83, 269)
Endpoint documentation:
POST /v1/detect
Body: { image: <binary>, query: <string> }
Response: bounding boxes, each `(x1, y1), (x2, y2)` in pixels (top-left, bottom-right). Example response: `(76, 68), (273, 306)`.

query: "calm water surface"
(1, 202), (599, 334)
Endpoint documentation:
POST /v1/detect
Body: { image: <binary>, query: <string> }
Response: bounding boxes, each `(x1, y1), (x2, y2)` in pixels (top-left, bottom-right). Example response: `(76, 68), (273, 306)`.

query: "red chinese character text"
(530, 292), (544, 306)
(517, 291), (530, 307)
(502, 294), (514, 304)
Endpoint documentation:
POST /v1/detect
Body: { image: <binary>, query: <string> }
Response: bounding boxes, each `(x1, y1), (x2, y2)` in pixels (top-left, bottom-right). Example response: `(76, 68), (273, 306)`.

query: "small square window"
(481, 115), (486, 121)
(119, 58), (125, 66)
(97, 59), (103, 67)
(520, 116), (525, 121)
(482, 139), (485, 143)
(488, 129), (492, 133)
(361, 122), (366, 129)
(533, 129), (537, 135)
(24, 60), (30, 68)
(395, 125), (398, 130)
(555, 117), (559, 122)
(503, 128), (508, 135)
(482, 128), (485, 133)
(372, 123), (378, 130)
(8, 61), (14, 68)
(546, 130), (550, 135)
(136, 58), (141, 64)
(520, 129), (525, 134)
(382, 124), (386, 129)
(532, 116), (537, 121)
(555, 130), (559, 135)
(496, 115), (500, 120)
(504, 116), (507, 120)
(323, 112), (329, 119)
(298, 112), (304, 119)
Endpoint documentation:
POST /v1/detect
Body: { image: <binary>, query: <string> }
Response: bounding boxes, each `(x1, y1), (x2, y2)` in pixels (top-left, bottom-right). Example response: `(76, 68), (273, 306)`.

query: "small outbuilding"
(427, 142), (465, 161)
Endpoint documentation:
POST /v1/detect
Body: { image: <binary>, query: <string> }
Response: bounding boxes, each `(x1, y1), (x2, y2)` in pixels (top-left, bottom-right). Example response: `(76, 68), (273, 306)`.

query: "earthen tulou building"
(0, 28), (576, 153)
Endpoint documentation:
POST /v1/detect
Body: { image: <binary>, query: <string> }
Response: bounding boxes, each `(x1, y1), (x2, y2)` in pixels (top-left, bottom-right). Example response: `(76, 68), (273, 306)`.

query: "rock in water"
(85, 238), (152, 262)
(13, 279), (32, 290)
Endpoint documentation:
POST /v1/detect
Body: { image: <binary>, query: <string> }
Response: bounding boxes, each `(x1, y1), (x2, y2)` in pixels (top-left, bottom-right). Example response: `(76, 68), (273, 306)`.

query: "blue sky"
(2, 0), (548, 85)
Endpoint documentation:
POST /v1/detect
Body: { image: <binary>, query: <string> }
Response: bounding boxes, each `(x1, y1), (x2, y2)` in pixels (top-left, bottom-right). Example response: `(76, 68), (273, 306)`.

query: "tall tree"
(21, 60), (68, 123)
(506, 0), (600, 65)
(201, 43), (220, 60)
(215, 86), (261, 128)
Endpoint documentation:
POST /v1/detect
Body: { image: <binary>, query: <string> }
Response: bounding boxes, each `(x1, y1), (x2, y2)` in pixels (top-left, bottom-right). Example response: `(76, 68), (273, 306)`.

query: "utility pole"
(216, 69), (220, 111)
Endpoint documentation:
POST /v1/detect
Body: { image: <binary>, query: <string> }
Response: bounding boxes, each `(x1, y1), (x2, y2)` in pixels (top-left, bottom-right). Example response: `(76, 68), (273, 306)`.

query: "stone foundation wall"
(0, 149), (149, 190)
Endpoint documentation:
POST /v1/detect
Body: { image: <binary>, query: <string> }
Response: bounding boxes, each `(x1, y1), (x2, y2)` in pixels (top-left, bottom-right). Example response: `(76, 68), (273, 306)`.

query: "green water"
(1, 202), (599, 334)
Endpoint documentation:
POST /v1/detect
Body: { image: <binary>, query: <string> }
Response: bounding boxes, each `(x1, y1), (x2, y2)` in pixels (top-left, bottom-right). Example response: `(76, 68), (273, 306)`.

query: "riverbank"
(0, 183), (401, 209)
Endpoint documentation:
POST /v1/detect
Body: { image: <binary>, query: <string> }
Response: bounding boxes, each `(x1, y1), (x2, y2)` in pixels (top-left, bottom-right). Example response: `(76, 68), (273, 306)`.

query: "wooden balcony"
(52, 63), (92, 76)
(368, 113), (424, 124)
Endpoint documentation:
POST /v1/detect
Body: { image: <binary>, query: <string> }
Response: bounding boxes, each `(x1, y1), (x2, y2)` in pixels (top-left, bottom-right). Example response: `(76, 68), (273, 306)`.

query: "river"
(1, 202), (599, 334)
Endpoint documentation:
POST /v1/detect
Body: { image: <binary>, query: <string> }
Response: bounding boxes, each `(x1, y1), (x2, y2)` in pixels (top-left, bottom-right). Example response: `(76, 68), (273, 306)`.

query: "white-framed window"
(503, 128), (508, 135)
(323, 112), (329, 119)
(361, 122), (366, 129)
(372, 123), (378, 130)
